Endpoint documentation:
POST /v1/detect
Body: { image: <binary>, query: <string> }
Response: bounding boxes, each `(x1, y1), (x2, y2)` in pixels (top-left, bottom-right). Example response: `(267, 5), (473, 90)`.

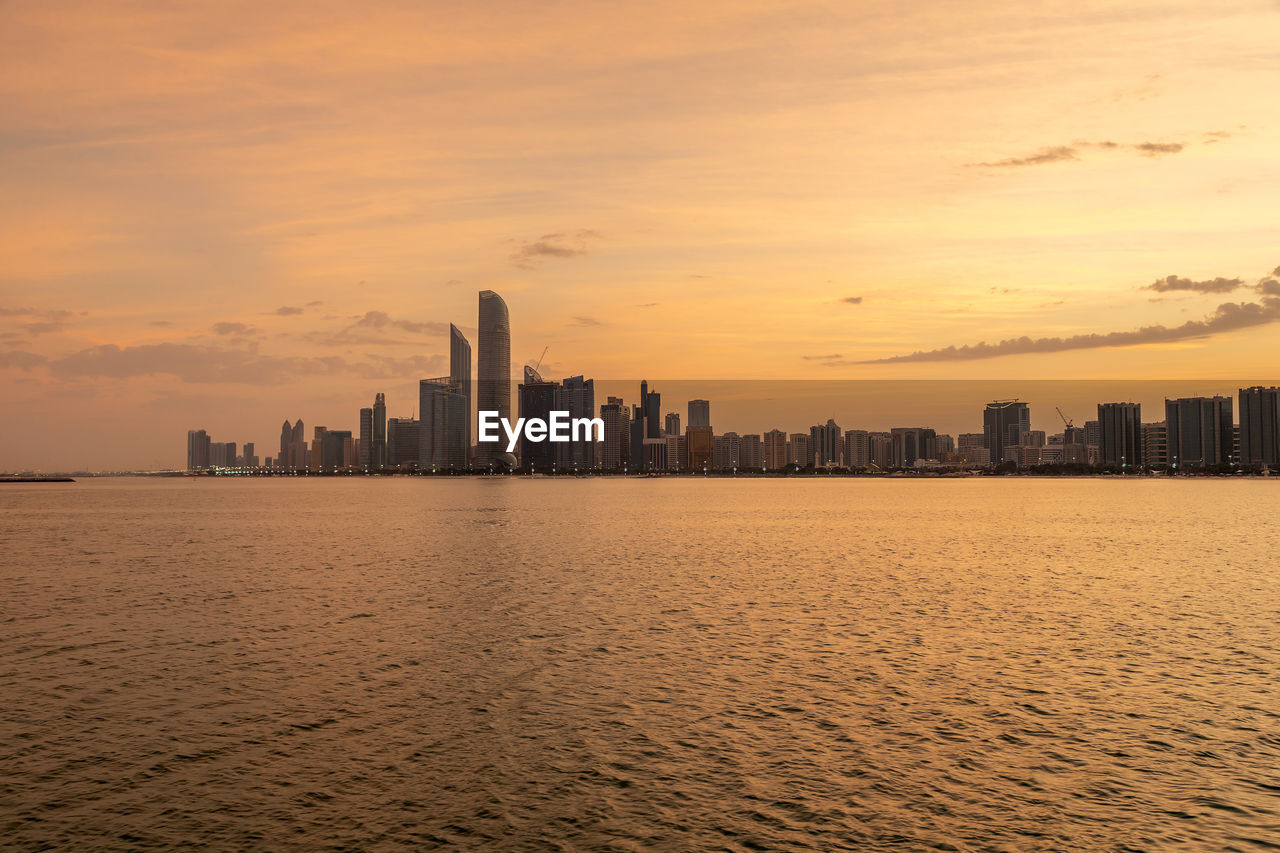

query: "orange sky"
(2, 1), (1278, 469)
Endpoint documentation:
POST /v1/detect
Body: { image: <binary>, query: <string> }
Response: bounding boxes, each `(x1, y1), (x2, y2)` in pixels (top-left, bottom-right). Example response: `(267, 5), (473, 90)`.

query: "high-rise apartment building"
(763, 429), (787, 470)
(1239, 386), (1280, 470)
(420, 377), (468, 471)
(600, 397), (630, 470)
(1098, 402), (1142, 468)
(557, 375), (596, 470)
(186, 429), (211, 471)
(517, 365), (558, 470)
(358, 407), (373, 469)
(983, 400), (1030, 464)
(1166, 396), (1234, 469)
(810, 419), (842, 467)
(664, 412), (681, 436)
(842, 429), (870, 468)
(477, 290), (510, 466)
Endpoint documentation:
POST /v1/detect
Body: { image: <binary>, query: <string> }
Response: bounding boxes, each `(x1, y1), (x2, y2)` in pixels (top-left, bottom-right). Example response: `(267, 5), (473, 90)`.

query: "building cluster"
(186, 293), (1280, 475)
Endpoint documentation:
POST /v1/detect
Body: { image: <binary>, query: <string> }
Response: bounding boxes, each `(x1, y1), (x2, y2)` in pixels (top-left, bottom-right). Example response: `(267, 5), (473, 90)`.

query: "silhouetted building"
(242, 442), (257, 468)
(640, 380), (661, 438)
(477, 290), (510, 466)
(1098, 402), (1142, 468)
(601, 397), (630, 470)
(1239, 386), (1280, 470)
(713, 432), (741, 469)
(372, 393), (387, 470)
(984, 400), (1030, 464)
(186, 429), (210, 471)
(739, 434), (762, 469)
(688, 399), (710, 429)
(891, 427), (936, 467)
(1166, 396), (1234, 469)
(788, 433), (809, 467)
(687, 425), (713, 470)
(321, 430), (351, 470)
(517, 365), (558, 471)
(763, 429), (787, 470)
(1142, 421), (1168, 468)
(359, 407), (373, 469)
(843, 429), (870, 468)
(664, 412), (681, 436)
(557, 375), (596, 470)
(868, 432), (893, 468)
(450, 324), (472, 462)
(387, 417), (419, 469)
(420, 377), (468, 471)
(810, 419), (841, 467)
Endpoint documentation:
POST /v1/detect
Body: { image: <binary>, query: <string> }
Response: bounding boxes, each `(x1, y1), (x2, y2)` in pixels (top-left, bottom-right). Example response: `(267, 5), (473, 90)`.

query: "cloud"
(570, 316), (601, 326)
(803, 353), (844, 361)
(0, 307), (74, 336)
(0, 351), (48, 369)
(212, 321), (257, 335)
(273, 305), (304, 316)
(1258, 278), (1280, 296)
(351, 310), (450, 336)
(510, 230), (601, 269)
(149, 320), (173, 327)
(1134, 142), (1183, 156)
(859, 297), (1280, 363)
(1146, 275), (1244, 293)
(969, 139), (1192, 169)
(970, 146), (1078, 168)
(841, 296), (863, 305)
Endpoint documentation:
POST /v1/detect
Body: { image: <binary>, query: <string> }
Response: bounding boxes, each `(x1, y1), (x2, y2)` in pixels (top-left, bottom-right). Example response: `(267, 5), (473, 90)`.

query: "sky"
(1, 0), (1278, 470)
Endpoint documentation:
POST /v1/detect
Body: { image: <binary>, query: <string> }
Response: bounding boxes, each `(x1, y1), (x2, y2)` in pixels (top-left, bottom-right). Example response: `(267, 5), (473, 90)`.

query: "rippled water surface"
(2, 477), (1279, 851)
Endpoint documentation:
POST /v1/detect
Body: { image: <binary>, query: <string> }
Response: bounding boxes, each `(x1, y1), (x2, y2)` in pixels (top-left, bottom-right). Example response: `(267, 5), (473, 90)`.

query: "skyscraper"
(557, 376), (596, 470)
(358, 407), (373, 469)
(810, 419), (842, 467)
(640, 380), (661, 438)
(600, 397), (630, 470)
(763, 429), (787, 470)
(279, 420), (292, 469)
(1166, 396), (1234, 469)
(477, 290), (510, 466)
(984, 400), (1030, 464)
(420, 377), (468, 471)
(387, 417), (419, 469)
(186, 429), (210, 471)
(450, 324), (472, 464)
(1239, 386), (1280, 470)
(518, 365), (558, 470)
(664, 412), (681, 436)
(1097, 402), (1142, 468)
(372, 393), (387, 470)
(843, 429), (870, 468)
(688, 399), (710, 429)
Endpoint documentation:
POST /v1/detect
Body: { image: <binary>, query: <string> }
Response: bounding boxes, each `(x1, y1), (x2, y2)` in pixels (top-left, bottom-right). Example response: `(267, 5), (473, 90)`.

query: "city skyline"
(3, 2), (1280, 470)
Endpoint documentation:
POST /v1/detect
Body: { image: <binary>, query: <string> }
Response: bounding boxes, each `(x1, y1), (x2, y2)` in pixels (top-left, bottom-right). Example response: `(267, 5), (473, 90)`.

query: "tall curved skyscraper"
(477, 290), (510, 465)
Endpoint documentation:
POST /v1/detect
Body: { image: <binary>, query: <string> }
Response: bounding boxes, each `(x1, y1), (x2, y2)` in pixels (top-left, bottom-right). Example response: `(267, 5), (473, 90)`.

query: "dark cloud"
(212, 322), (257, 336)
(637, 302), (659, 308)
(970, 146), (1078, 168)
(0, 350), (48, 369)
(273, 305), (304, 316)
(1134, 142), (1183, 156)
(859, 297), (1280, 364)
(841, 296), (863, 305)
(803, 353), (844, 361)
(1258, 278), (1280, 296)
(352, 311), (450, 336)
(1146, 275), (1244, 293)
(571, 316), (601, 326)
(510, 229), (601, 269)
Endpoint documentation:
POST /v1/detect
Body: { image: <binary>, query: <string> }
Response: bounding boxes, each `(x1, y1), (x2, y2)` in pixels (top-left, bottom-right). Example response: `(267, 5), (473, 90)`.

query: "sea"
(2, 477), (1278, 850)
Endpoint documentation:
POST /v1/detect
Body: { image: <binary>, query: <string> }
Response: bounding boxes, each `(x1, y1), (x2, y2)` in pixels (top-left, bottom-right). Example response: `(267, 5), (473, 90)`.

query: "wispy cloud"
(273, 305), (304, 316)
(969, 139), (1190, 168)
(510, 230), (601, 269)
(860, 297), (1280, 363)
(351, 310), (449, 336)
(570, 316), (601, 326)
(1145, 275), (1244, 293)
(841, 296), (863, 305)
(212, 321), (257, 336)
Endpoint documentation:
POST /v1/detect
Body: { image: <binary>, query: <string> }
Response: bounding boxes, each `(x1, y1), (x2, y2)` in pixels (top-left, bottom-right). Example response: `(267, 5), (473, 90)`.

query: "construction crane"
(1056, 406), (1075, 429)
(533, 346), (548, 373)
